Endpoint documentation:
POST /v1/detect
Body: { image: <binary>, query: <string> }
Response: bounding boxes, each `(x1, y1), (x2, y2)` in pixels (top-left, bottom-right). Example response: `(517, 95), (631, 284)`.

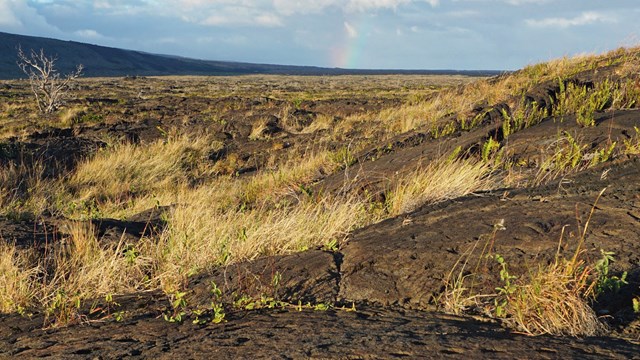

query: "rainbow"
(330, 16), (372, 69)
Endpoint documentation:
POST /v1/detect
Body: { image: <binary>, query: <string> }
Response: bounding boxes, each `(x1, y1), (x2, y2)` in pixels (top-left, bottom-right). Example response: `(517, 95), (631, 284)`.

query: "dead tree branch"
(17, 46), (83, 114)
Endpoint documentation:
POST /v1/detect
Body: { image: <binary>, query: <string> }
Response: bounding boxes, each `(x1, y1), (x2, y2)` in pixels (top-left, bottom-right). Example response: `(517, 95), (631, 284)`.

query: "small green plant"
(323, 239), (339, 252)
(623, 126), (640, 155)
(481, 137), (501, 162)
(123, 245), (139, 265)
(446, 146), (463, 164)
(494, 254), (517, 318)
(633, 297), (640, 313)
(164, 290), (188, 323)
(313, 303), (332, 311)
(98, 292), (121, 317)
(113, 311), (125, 322)
(429, 122), (456, 139)
(211, 302), (226, 324)
(500, 100), (548, 137)
(594, 250), (627, 295)
(470, 107), (493, 128)
(589, 142), (617, 166)
(233, 293), (283, 311)
(211, 281), (223, 299)
(576, 103), (596, 127)
(44, 289), (82, 327)
(271, 272), (282, 291)
(330, 146), (357, 168)
(554, 79), (614, 127)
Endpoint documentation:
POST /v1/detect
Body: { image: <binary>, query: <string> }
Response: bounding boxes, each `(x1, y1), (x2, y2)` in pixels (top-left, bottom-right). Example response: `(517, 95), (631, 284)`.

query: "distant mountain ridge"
(0, 32), (502, 79)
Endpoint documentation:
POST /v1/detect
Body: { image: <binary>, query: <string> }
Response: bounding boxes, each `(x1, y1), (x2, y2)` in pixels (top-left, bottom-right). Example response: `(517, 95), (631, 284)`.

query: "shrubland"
(1, 46), (640, 331)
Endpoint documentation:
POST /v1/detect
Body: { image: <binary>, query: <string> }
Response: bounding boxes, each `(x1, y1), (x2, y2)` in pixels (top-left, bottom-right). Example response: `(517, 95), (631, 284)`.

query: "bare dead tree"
(16, 46), (84, 114)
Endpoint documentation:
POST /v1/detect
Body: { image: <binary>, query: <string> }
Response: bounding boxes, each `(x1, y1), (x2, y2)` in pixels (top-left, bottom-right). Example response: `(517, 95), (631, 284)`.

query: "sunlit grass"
(1, 46), (640, 326)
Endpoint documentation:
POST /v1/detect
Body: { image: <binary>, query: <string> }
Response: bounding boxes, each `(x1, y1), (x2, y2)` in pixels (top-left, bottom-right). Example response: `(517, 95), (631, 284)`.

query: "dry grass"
(2, 48), (640, 326)
(35, 221), (151, 326)
(367, 46), (640, 136)
(440, 240), (606, 337)
(439, 190), (609, 337)
(500, 258), (604, 336)
(67, 134), (218, 218)
(8, 133), (370, 296)
(0, 243), (38, 313)
(58, 106), (89, 127)
(0, 161), (66, 218)
(388, 156), (494, 215)
(152, 187), (375, 292)
(0, 221), (151, 326)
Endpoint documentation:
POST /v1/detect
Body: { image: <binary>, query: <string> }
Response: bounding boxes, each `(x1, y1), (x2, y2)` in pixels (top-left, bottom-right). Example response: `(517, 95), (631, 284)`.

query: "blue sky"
(1, 0), (638, 70)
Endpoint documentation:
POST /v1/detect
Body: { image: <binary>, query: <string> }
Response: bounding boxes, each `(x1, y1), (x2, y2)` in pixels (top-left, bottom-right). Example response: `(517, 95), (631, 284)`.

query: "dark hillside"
(0, 32), (501, 79)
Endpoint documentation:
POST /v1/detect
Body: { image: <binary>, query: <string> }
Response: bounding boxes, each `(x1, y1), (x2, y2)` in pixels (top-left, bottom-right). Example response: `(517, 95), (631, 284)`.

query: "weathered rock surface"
(3, 303), (640, 359)
(2, 70), (640, 359)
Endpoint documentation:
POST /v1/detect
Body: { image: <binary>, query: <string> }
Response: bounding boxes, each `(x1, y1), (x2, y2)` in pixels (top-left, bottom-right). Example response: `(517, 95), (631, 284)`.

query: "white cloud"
(345, 0), (411, 12)
(344, 21), (358, 38)
(255, 13), (284, 27)
(201, 15), (230, 26)
(0, 0), (62, 35)
(93, 1), (112, 9)
(0, 0), (22, 27)
(200, 8), (283, 27)
(452, 0), (549, 3)
(273, 0), (437, 15)
(74, 29), (104, 39)
(504, 0), (550, 4)
(272, 0), (336, 15)
(526, 11), (616, 29)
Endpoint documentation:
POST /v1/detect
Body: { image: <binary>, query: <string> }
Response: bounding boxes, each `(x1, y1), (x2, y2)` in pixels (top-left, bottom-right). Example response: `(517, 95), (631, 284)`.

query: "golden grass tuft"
(38, 221), (151, 325)
(500, 258), (604, 336)
(440, 189), (609, 337)
(149, 185), (376, 292)
(58, 106), (88, 127)
(0, 162), (67, 217)
(388, 156), (494, 215)
(0, 243), (38, 313)
(68, 134), (217, 217)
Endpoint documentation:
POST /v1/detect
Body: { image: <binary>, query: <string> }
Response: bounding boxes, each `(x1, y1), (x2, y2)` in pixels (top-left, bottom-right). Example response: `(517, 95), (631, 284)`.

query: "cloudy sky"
(1, 0), (638, 70)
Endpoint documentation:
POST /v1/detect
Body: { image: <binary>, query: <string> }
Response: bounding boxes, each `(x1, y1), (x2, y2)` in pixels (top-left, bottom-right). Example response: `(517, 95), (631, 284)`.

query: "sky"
(1, 0), (639, 70)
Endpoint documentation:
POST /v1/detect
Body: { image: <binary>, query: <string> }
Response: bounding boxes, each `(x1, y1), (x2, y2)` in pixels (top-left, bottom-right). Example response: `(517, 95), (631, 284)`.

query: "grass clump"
(440, 189), (613, 337)
(388, 156), (494, 215)
(534, 132), (616, 185)
(500, 98), (548, 137)
(0, 243), (37, 313)
(623, 126), (640, 155)
(0, 221), (151, 326)
(554, 79), (614, 127)
(0, 161), (67, 218)
(494, 254), (604, 336)
(39, 222), (152, 326)
(153, 188), (374, 292)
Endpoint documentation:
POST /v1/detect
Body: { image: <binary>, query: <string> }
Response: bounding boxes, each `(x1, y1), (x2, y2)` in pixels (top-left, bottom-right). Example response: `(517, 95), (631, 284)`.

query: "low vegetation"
(439, 189), (624, 336)
(1, 46), (640, 332)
